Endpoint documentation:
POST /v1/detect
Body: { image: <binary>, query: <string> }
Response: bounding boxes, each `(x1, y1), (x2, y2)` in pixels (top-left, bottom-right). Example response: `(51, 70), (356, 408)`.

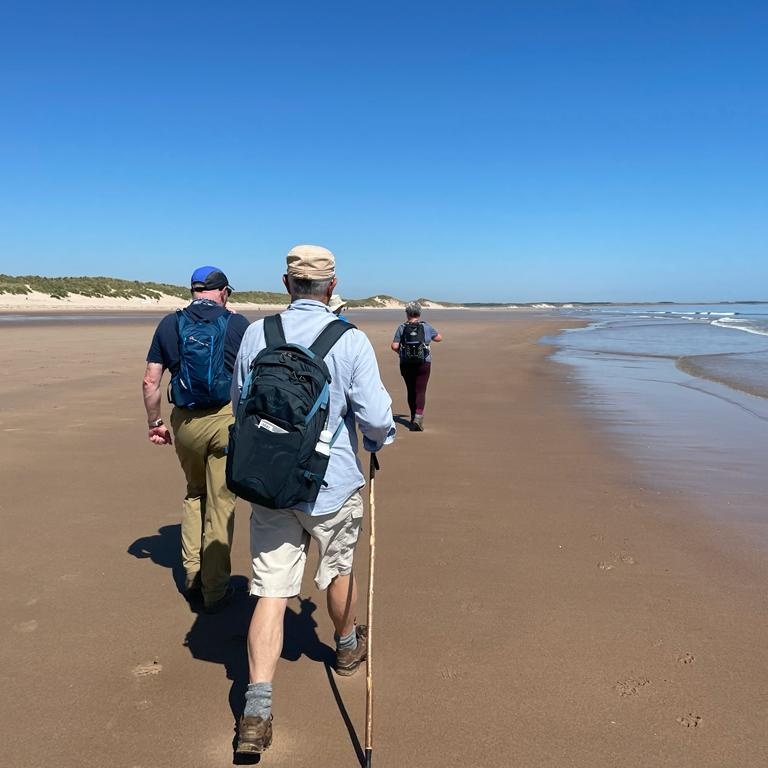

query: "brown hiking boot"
(236, 714), (273, 754)
(335, 624), (368, 676)
(184, 571), (201, 595)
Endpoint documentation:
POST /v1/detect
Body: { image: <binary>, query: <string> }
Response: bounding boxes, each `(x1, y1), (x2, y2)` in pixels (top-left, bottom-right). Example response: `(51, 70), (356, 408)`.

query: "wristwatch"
(148, 418), (164, 428)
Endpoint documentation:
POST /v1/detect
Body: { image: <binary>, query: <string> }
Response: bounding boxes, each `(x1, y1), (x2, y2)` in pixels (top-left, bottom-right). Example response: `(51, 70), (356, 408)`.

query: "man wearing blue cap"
(142, 267), (250, 612)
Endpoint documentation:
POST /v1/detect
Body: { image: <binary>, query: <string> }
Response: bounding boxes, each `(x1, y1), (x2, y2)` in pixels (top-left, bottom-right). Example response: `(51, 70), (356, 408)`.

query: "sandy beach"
(1, 311), (767, 767)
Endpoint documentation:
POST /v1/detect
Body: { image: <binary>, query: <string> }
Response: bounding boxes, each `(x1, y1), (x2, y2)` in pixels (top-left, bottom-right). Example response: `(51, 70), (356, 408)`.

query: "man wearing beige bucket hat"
(328, 293), (348, 317)
(231, 244), (396, 755)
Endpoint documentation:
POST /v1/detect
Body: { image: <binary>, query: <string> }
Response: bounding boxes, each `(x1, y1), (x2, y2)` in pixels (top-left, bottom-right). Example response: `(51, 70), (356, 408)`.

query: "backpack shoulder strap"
(264, 314), (286, 347)
(175, 308), (191, 339)
(215, 310), (231, 331)
(309, 319), (357, 359)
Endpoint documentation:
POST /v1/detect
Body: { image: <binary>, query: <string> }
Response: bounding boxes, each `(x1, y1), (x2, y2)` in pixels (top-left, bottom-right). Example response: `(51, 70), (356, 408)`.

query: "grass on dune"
(0, 274), (474, 307)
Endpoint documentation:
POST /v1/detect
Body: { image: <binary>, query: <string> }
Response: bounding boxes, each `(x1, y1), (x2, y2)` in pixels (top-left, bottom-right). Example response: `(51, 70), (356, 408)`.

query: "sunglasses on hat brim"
(192, 283), (232, 294)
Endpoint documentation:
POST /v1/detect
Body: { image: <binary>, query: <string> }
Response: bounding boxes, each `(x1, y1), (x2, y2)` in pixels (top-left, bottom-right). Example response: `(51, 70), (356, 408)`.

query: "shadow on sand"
(128, 526), (365, 766)
(128, 523), (187, 595)
(393, 413), (414, 431)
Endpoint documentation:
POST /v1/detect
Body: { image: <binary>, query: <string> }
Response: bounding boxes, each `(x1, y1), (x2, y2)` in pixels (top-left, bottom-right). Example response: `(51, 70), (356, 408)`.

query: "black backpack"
(225, 314), (355, 509)
(400, 321), (427, 364)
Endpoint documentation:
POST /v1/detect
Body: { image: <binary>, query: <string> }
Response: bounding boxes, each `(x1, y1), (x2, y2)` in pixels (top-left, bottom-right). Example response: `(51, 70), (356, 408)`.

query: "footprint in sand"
(597, 553), (637, 570)
(614, 676), (649, 697)
(14, 619), (38, 633)
(677, 652), (695, 665)
(677, 713), (702, 728)
(439, 666), (463, 681)
(132, 659), (162, 677)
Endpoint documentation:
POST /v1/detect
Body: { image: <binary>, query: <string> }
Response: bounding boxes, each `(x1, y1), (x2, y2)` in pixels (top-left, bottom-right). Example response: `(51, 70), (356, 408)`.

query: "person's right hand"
(148, 425), (173, 445)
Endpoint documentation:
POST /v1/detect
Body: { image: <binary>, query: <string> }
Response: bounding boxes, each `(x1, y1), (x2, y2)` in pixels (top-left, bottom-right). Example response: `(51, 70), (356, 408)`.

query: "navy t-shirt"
(146, 299), (250, 375)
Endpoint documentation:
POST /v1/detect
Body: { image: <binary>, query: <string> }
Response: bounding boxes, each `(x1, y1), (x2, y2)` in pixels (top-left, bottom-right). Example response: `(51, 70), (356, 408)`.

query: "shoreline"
(677, 353), (768, 400)
(548, 339), (768, 553)
(546, 308), (768, 404)
(1, 313), (767, 766)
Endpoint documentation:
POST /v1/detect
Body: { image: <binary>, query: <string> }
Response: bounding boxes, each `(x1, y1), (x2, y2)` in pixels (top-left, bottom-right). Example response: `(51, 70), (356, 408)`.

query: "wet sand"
(1, 312), (767, 767)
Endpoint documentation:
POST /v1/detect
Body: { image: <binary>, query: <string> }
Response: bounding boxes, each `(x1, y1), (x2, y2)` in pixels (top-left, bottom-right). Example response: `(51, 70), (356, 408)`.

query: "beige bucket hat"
(328, 294), (347, 313)
(286, 244), (336, 280)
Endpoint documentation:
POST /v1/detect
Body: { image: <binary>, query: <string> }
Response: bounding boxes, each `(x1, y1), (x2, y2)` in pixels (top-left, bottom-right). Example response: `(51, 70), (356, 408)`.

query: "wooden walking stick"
(365, 452), (379, 768)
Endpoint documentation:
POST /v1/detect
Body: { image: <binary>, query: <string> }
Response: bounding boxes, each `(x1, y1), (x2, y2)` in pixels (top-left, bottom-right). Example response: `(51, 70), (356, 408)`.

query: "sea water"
(543, 304), (768, 541)
(556, 304), (768, 398)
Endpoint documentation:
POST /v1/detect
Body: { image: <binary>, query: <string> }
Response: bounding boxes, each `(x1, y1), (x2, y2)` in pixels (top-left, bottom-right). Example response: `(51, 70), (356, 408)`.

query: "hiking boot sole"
(335, 663), (364, 677)
(235, 742), (270, 755)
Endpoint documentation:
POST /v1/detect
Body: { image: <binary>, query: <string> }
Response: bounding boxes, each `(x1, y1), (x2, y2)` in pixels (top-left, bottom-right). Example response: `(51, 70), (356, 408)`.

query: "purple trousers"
(399, 361), (431, 418)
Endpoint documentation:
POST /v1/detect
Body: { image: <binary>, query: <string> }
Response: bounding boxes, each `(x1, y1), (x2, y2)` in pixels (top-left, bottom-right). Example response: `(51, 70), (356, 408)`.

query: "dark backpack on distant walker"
(400, 321), (427, 364)
(169, 308), (232, 409)
(225, 314), (355, 509)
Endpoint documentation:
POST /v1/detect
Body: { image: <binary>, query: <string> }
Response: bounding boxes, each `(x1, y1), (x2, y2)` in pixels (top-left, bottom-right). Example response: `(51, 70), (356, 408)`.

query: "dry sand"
(1, 311), (767, 767)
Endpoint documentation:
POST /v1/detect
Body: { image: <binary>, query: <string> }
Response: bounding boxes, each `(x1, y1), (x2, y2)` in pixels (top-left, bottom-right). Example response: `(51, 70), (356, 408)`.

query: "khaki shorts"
(249, 491), (364, 597)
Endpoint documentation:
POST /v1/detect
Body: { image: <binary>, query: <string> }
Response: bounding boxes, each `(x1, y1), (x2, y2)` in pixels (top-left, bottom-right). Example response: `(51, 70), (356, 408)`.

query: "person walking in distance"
(142, 266), (249, 613)
(231, 245), (395, 756)
(328, 293), (349, 320)
(391, 302), (442, 431)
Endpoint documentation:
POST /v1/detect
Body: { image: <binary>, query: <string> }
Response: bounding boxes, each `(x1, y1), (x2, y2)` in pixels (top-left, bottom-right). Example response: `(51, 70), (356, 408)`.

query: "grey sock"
(336, 626), (357, 653)
(244, 682), (272, 720)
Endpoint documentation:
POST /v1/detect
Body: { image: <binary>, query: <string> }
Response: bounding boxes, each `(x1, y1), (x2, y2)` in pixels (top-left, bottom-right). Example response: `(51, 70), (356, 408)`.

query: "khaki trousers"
(170, 402), (236, 606)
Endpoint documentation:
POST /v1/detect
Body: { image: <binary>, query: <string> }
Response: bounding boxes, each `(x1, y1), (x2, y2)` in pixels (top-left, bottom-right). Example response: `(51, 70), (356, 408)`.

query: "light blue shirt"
(231, 299), (396, 516)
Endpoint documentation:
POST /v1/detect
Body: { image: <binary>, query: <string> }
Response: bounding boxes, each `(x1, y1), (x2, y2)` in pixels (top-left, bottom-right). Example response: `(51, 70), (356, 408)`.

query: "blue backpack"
(169, 308), (232, 409)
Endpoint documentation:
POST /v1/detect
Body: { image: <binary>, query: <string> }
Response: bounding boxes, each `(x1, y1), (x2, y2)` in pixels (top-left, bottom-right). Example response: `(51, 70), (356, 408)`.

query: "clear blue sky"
(0, 1), (766, 302)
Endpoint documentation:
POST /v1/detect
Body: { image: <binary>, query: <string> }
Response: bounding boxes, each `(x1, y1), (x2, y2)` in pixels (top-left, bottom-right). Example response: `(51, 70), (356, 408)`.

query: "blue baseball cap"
(190, 266), (232, 291)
